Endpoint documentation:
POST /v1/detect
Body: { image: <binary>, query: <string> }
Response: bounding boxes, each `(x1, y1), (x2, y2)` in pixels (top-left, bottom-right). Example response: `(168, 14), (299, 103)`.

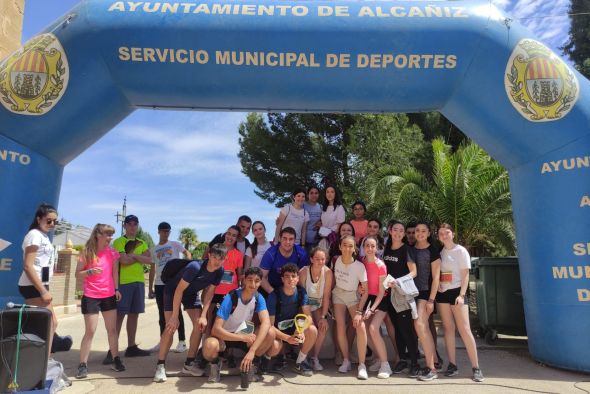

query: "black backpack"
(161, 258), (197, 283)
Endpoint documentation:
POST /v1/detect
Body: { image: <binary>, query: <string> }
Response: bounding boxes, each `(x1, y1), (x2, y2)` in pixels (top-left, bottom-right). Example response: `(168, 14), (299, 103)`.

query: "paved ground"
(50, 300), (589, 394)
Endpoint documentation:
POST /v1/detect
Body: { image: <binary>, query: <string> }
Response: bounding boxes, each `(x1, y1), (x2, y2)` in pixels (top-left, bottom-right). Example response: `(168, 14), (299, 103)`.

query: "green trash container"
(474, 257), (527, 344)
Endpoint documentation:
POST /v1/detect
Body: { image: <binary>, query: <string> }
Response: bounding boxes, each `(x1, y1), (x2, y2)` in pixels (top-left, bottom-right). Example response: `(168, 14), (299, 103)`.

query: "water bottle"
(240, 371), (249, 389)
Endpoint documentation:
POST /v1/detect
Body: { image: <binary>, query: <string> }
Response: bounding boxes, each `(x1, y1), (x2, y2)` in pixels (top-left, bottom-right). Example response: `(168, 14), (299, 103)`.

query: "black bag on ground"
(160, 259), (194, 283)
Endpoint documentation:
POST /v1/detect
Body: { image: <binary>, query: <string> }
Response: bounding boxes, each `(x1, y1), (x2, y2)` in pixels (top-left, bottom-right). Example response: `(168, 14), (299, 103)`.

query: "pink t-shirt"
(214, 248), (244, 295)
(83, 246), (119, 299)
(351, 220), (368, 245)
(363, 258), (387, 296)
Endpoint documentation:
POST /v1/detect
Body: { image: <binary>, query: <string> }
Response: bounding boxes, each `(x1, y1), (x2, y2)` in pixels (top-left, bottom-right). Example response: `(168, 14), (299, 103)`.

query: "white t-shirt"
(236, 240), (247, 254)
(439, 244), (471, 292)
(320, 205), (346, 233)
(280, 204), (309, 244)
(245, 241), (272, 268)
(333, 257), (367, 292)
(19, 229), (55, 286)
(151, 241), (185, 286)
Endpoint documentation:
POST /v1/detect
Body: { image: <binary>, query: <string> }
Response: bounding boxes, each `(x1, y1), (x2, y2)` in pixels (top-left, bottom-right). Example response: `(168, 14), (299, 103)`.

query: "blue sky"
(21, 0), (573, 244)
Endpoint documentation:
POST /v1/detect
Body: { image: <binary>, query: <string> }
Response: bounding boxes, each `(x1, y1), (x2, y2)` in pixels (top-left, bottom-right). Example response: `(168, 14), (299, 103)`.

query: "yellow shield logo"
(505, 39), (578, 122)
(0, 33), (69, 116)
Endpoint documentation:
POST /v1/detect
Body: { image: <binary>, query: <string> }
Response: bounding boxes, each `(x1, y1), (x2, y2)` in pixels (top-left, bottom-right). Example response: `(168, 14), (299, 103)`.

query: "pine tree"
(562, 0), (590, 78)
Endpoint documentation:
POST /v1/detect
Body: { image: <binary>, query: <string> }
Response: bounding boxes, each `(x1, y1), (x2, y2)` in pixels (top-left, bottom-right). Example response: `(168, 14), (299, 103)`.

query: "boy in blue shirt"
(202, 267), (278, 384)
(267, 263), (317, 376)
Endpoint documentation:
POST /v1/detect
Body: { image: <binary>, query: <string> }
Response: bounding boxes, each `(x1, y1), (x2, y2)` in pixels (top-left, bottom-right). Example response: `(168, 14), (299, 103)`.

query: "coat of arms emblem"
(0, 33), (69, 116)
(505, 39), (578, 122)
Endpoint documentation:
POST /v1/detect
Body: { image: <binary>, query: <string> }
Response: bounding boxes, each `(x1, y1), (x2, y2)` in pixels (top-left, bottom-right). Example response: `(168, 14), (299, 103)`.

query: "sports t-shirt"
(151, 241), (185, 286)
(439, 244), (471, 292)
(267, 286), (309, 331)
(382, 244), (413, 279)
(409, 244), (441, 292)
(260, 244), (308, 289)
(333, 257), (367, 292)
(320, 205), (346, 232)
(217, 289), (267, 333)
(245, 241), (272, 268)
(210, 232), (251, 254)
(165, 260), (223, 295)
(351, 220), (368, 245)
(214, 248), (244, 295)
(304, 202), (322, 243)
(113, 236), (149, 285)
(82, 246), (119, 298)
(362, 258), (387, 296)
(280, 204), (309, 244)
(19, 229), (55, 286)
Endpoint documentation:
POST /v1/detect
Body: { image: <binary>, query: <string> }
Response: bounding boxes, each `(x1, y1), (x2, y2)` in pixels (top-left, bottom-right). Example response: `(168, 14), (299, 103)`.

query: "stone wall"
(0, 0), (24, 60)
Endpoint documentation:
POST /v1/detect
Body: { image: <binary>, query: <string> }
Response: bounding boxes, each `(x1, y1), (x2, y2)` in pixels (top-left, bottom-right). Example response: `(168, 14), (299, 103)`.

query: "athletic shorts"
(81, 295), (117, 314)
(117, 282), (145, 314)
(18, 285), (49, 299)
(436, 287), (469, 305)
(163, 289), (201, 311)
(220, 339), (248, 353)
(365, 294), (390, 313)
(332, 287), (359, 307)
(416, 290), (431, 301)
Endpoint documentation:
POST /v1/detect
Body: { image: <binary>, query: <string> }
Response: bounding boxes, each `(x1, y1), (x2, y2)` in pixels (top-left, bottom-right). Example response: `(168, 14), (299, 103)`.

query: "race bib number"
(440, 271), (453, 284)
(278, 319), (294, 331)
(220, 270), (234, 284)
(235, 320), (255, 335)
(308, 297), (321, 308)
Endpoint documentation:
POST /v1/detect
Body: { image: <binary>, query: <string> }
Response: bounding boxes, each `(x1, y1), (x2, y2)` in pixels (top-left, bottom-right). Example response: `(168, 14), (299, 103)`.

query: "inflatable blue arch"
(0, 0), (588, 372)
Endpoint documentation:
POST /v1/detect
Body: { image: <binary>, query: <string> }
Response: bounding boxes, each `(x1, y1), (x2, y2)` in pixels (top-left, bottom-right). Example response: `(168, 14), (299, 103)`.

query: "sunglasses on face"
(46, 219), (59, 225)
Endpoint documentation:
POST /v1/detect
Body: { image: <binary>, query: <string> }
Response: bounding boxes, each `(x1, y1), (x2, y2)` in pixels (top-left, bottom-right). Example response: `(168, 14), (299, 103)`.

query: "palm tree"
(178, 228), (198, 250)
(368, 139), (515, 256)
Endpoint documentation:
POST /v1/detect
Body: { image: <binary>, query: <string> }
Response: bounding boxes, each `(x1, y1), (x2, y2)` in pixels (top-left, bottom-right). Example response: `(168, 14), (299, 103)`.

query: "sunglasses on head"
(46, 219), (59, 225)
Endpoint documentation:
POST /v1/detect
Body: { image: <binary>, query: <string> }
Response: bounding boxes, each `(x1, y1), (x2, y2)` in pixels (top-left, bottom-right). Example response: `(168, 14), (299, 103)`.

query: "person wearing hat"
(104, 214), (152, 363)
(149, 222), (192, 354)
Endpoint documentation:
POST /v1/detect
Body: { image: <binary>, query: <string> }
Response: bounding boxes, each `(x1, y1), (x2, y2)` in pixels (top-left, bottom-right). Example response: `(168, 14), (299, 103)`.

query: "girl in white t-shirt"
(275, 188), (309, 245)
(318, 185), (346, 245)
(332, 235), (369, 380)
(18, 203), (59, 357)
(436, 223), (483, 382)
(244, 221), (272, 269)
(298, 247), (333, 371)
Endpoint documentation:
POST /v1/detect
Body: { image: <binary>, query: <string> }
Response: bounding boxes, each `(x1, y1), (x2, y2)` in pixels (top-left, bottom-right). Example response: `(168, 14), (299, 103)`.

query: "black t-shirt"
(382, 243), (412, 279)
(210, 232), (251, 249)
(408, 244), (441, 291)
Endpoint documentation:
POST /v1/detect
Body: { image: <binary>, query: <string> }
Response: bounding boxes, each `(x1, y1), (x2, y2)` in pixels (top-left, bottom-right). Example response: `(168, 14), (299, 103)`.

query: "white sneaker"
(357, 363), (368, 380)
(173, 340), (187, 353)
(208, 363), (221, 383)
(377, 362), (392, 379)
(153, 364), (167, 383)
(149, 343), (160, 353)
(368, 359), (381, 372)
(182, 361), (205, 376)
(338, 359), (352, 373)
(310, 357), (324, 371)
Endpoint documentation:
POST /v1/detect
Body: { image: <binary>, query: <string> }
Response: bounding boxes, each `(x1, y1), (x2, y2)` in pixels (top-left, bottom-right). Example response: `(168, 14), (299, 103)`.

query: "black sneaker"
(434, 360), (443, 372)
(125, 345), (150, 357)
(408, 363), (422, 378)
(102, 350), (113, 365)
(112, 356), (126, 372)
(258, 356), (271, 375)
(392, 360), (408, 374)
(418, 368), (438, 381)
(472, 367), (484, 382)
(76, 363), (88, 379)
(226, 354), (237, 369)
(271, 355), (286, 371)
(292, 359), (313, 377)
(444, 363), (458, 377)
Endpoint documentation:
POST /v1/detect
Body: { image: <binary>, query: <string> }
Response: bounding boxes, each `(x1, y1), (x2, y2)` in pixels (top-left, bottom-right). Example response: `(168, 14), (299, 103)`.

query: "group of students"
(17, 193), (484, 388)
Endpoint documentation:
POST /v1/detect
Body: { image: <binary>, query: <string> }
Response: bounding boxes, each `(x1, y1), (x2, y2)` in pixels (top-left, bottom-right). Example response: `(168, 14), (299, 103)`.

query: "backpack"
(274, 286), (305, 323)
(161, 258), (195, 283)
(229, 289), (259, 313)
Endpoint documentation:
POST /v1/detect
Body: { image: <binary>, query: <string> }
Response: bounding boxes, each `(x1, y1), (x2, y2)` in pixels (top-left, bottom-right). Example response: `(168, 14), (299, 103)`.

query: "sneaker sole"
(111, 367), (126, 372)
(357, 375), (368, 380)
(182, 368), (205, 377)
(418, 375), (439, 382)
(444, 371), (459, 377)
(377, 373), (391, 379)
(153, 377), (167, 383)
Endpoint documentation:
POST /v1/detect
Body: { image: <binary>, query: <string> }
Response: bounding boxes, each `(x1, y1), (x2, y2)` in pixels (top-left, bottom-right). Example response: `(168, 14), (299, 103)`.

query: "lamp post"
(114, 196), (127, 236)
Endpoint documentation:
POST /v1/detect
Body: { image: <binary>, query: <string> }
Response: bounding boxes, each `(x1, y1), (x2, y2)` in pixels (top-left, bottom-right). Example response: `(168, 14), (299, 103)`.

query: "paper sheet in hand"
(235, 320), (255, 335)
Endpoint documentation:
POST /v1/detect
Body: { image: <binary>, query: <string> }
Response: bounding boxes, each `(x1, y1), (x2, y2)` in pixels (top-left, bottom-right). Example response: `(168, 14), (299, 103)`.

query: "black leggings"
(388, 307), (419, 365)
(155, 285), (185, 341)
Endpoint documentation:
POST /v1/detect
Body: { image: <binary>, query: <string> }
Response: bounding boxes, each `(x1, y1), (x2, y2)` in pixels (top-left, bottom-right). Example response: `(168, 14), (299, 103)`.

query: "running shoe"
(377, 362), (392, 379)
(293, 359), (313, 377)
(392, 360), (408, 374)
(182, 361), (205, 376)
(102, 350), (113, 365)
(357, 363), (368, 380)
(368, 359), (381, 372)
(408, 363), (422, 378)
(310, 357), (324, 371)
(472, 367), (484, 382)
(338, 359), (352, 373)
(208, 363), (221, 383)
(125, 345), (150, 357)
(271, 355), (287, 371)
(112, 357), (126, 372)
(76, 363), (88, 379)
(153, 364), (167, 383)
(418, 368), (438, 381)
(173, 340), (187, 353)
(444, 363), (458, 377)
